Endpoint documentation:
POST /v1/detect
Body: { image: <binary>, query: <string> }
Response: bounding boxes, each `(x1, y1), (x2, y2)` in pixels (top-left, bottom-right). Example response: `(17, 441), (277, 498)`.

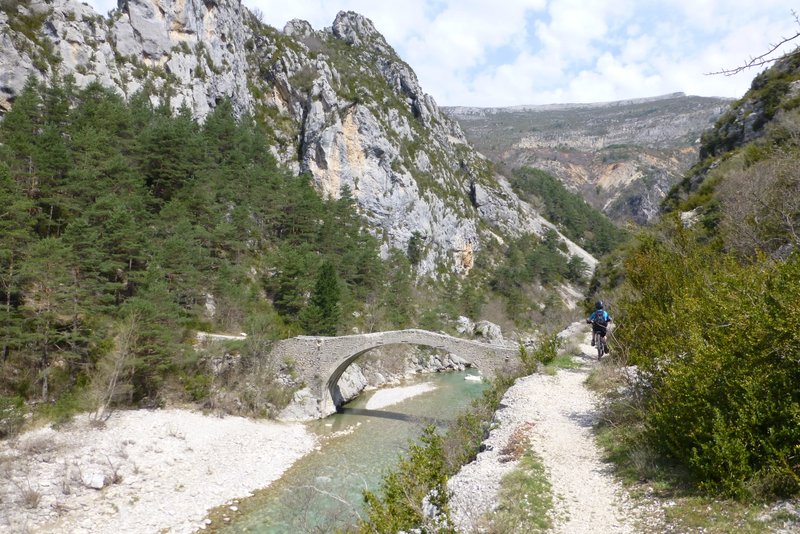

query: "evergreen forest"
(0, 77), (595, 426)
(510, 166), (629, 256)
(0, 77), (391, 416)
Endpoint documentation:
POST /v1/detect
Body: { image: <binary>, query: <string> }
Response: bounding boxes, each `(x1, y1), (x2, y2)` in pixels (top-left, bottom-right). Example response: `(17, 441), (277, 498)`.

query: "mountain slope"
(0, 0), (596, 275)
(445, 93), (730, 224)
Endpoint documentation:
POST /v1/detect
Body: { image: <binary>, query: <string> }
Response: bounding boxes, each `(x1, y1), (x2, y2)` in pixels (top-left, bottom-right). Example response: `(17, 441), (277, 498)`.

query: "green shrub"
(0, 395), (25, 437)
(519, 334), (562, 373)
(360, 426), (453, 533)
(38, 389), (87, 428)
(617, 230), (800, 498)
(182, 372), (212, 402)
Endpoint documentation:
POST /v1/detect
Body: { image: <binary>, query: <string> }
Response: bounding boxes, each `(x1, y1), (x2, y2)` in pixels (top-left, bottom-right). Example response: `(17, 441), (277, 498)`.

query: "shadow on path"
(567, 408), (598, 428)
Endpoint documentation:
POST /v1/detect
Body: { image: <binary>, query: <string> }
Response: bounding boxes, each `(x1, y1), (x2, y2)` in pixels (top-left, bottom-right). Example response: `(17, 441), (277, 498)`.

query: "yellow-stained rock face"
(341, 111), (366, 190)
(596, 161), (642, 190)
(309, 110), (365, 200)
(458, 241), (474, 272)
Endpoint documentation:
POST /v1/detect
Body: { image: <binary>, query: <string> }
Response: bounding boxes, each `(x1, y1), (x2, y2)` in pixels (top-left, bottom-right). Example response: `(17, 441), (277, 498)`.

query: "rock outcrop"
(665, 49), (800, 214)
(0, 0), (596, 274)
(699, 53), (800, 160)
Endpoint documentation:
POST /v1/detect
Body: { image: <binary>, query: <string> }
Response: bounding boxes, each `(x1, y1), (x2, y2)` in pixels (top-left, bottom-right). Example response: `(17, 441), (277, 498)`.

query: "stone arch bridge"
(268, 329), (520, 418)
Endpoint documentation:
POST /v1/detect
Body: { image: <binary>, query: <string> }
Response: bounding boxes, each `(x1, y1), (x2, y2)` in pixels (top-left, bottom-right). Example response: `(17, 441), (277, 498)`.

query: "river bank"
(0, 409), (316, 533)
(0, 380), (456, 533)
(4, 325), (633, 533)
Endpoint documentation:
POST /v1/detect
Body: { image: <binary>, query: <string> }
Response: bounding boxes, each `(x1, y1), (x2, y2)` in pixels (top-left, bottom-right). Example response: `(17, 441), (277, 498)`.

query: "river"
(217, 370), (487, 533)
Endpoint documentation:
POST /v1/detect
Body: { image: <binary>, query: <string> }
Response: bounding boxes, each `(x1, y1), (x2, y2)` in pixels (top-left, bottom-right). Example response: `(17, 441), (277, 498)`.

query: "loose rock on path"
(449, 322), (639, 532)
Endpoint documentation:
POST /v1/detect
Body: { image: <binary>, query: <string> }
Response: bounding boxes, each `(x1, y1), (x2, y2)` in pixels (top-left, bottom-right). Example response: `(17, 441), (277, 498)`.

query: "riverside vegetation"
(357, 337), (561, 533)
(0, 77), (598, 431)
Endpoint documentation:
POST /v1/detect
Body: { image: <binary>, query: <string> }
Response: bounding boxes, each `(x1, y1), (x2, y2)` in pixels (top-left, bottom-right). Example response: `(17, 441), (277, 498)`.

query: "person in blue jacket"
(587, 300), (611, 351)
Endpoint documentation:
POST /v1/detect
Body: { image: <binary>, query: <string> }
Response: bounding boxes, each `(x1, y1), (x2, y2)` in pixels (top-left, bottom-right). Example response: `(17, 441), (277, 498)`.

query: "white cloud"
(81, 0), (799, 106)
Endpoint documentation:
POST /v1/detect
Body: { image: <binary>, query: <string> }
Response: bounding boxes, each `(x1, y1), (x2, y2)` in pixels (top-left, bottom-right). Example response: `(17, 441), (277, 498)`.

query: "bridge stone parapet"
(269, 329), (520, 419)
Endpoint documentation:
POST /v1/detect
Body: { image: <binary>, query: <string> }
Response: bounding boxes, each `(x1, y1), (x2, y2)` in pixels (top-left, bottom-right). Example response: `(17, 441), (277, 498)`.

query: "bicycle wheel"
(596, 336), (604, 360)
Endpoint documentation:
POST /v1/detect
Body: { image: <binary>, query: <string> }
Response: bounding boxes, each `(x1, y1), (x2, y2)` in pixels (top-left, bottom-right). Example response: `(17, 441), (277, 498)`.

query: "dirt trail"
(449, 322), (638, 532)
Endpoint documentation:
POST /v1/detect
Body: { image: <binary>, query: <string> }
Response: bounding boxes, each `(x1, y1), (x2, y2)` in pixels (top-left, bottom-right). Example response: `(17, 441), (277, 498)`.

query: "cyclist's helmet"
(595, 300), (604, 310)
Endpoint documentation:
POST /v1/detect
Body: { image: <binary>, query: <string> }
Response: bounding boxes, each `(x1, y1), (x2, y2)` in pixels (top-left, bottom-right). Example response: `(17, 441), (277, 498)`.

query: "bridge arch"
(270, 329), (518, 418)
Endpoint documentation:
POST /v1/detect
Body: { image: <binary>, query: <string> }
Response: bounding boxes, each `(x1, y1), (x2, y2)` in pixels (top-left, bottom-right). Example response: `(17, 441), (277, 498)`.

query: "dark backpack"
(593, 310), (608, 328)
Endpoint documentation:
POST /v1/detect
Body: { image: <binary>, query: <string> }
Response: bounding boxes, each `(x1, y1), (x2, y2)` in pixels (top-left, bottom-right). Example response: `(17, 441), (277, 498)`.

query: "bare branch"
(706, 10), (800, 76)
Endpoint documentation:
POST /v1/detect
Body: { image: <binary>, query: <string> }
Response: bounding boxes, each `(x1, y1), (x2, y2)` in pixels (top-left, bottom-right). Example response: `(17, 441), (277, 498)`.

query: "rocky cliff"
(0, 0), (596, 274)
(664, 49), (800, 220)
(445, 94), (731, 224)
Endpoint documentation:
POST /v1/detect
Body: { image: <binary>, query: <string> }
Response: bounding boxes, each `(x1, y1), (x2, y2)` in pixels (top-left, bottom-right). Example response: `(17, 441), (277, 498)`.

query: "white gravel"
(449, 323), (637, 533)
(0, 409), (316, 533)
(365, 383), (437, 410)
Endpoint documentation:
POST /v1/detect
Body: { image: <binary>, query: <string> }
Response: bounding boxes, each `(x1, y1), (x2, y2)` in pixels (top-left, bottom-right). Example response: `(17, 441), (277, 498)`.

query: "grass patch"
(489, 448), (553, 533)
(20, 482), (42, 509)
(584, 357), (628, 395)
(542, 352), (582, 374)
(658, 497), (795, 534)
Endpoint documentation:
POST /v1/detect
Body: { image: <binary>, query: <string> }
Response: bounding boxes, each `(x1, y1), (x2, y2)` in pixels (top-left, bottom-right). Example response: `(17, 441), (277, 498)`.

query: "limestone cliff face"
(0, 0), (596, 274)
(0, 0), (252, 116)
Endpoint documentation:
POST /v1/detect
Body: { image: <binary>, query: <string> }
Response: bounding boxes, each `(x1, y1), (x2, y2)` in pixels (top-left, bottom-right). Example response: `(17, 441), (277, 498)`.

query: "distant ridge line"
(445, 92), (734, 115)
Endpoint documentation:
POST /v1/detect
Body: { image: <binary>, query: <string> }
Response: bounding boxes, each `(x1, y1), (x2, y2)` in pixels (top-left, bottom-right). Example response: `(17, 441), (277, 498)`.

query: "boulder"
(83, 472), (106, 490)
(277, 388), (322, 421)
(475, 320), (503, 342)
(456, 316), (475, 335)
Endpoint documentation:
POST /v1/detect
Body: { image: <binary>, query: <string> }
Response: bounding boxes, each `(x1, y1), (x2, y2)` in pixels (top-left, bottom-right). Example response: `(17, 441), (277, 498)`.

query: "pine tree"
(0, 78), (41, 198)
(118, 271), (185, 402)
(19, 238), (77, 400)
(301, 261), (341, 336)
(138, 104), (203, 202)
(0, 163), (35, 365)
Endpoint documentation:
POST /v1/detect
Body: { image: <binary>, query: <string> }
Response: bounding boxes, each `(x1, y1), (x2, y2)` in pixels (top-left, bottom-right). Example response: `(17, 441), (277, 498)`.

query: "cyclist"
(587, 301), (611, 353)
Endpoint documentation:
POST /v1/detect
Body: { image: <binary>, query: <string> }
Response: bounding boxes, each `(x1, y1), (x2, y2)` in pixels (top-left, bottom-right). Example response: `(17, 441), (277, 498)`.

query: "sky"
(86, 0), (799, 107)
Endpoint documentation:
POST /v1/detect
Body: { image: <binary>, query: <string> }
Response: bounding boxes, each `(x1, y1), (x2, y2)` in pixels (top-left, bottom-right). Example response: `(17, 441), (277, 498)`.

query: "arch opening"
(323, 342), (478, 413)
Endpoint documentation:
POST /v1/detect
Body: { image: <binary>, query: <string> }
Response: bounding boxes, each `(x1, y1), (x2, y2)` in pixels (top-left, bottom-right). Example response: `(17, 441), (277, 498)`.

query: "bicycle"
(592, 331), (608, 360)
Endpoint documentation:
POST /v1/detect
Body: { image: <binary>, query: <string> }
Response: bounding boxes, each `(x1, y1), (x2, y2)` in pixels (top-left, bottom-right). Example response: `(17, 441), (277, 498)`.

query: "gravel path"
(449, 322), (637, 532)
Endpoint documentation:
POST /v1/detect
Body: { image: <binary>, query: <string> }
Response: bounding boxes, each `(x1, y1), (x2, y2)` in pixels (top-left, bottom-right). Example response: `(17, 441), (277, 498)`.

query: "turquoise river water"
(219, 370), (487, 533)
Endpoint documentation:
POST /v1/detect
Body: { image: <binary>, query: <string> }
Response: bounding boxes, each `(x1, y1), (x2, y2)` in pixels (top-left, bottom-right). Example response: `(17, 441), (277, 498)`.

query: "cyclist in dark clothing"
(587, 301), (611, 351)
